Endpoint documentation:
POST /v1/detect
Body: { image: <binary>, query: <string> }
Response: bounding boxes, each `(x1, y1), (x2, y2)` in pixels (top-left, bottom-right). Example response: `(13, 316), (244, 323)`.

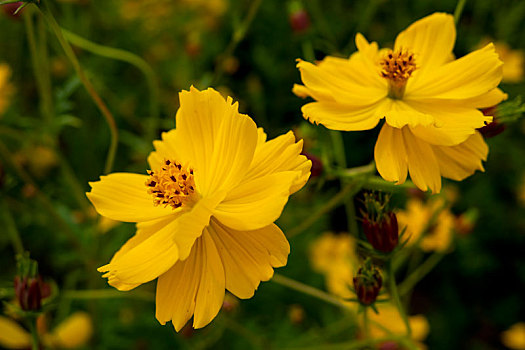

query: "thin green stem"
(61, 27), (160, 140)
(212, 0), (263, 85)
(24, 9), (53, 122)
(399, 253), (445, 296)
(362, 176), (416, 192)
(62, 289), (155, 301)
(363, 306), (370, 339)
(388, 262), (411, 337)
(332, 161), (375, 179)
(36, 2), (118, 174)
(28, 317), (39, 350)
(330, 131), (347, 169)
(286, 180), (358, 238)
(0, 198), (24, 255)
(272, 274), (352, 311)
(454, 0), (468, 25)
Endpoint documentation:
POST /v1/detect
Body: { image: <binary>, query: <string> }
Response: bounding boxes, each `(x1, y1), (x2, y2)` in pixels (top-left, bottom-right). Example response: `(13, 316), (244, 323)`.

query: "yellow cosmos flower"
(87, 87), (311, 331)
(294, 13), (506, 193)
(0, 312), (92, 349)
(502, 322), (525, 350)
(396, 196), (455, 252)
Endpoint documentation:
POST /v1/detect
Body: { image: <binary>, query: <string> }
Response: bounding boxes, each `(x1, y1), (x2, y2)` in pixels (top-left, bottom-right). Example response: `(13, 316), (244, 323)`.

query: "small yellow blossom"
(502, 322), (525, 350)
(0, 312), (92, 349)
(88, 87), (311, 331)
(0, 63), (14, 116)
(294, 13), (506, 193)
(396, 197), (455, 252)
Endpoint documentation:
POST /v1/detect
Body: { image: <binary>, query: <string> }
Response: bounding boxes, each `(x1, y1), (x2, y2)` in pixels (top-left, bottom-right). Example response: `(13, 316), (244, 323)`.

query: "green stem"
(272, 274), (352, 311)
(399, 253), (445, 296)
(286, 180), (358, 238)
(330, 131), (347, 169)
(212, 0), (263, 85)
(388, 262), (412, 336)
(61, 27), (160, 140)
(62, 289), (154, 301)
(0, 198), (24, 255)
(454, 0), (468, 25)
(362, 176), (416, 192)
(28, 317), (39, 350)
(36, 2), (118, 174)
(24, 9), (53, 122)
(363, 306), (370, 339)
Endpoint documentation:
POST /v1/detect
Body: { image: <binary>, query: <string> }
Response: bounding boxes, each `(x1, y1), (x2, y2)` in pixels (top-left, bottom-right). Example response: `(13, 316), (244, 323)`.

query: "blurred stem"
(62, 289), (155, 301)
(330, 131), (347, 168)
(61, 28), (160, 140)
(399, 253), (445, 296)
(28, 317), (39, 350)
(388, 262), (412, 337)
(363, 307), (370, 339)
(362, 176), (416, 192)
(301, 40), (315, 62)
(24, 9), (53, 122)
(212, 0), (263, 85)
(0, 198), (25, 256)
(36, 2), (118, 174)
(454, 0), (467, 25)
(287, 179), (358, 238)
(272, 274), (352, 311)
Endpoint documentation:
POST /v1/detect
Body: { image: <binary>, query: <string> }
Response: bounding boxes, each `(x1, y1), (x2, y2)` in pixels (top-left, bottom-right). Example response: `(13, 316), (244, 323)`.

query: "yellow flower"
(309, 232), (357, 299)
(87, 87), (311, 331)
(396, 197), (455, 252)
(502, 322), (525, 350)
(0, 63), (14, 116)
(294, 13), (506, 193)
(0, 312), (92, 349)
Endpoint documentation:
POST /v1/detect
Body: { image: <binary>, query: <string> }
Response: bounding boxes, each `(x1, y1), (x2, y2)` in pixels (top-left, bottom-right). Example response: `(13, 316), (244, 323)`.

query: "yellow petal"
(301, 100), (384, 131)
(407, 43), (503, 101)
(407, 101), (491, 146)
(208, 220), (289, 299)
(214, 171), (299, 231)
(395, 13), (456, 81)
(296, 59), (386, 106)
(432, 132), (488, 181)
(87, 173), (175, 222)
(155, 230), (225, 331)
(374, 123), (408, 185)
(245, 131), (311, 194)
(456, 88), (508, 109)
(0, 316), (31, 349)
(99, 193), (224, 288)
(502, 322), (525, 350)
(384, 99), (435, 129)
(46, 312), (93, 349)
(174, 87), (258, 197)
(375, 125), (441, 193)
(147, 129), (188, 170)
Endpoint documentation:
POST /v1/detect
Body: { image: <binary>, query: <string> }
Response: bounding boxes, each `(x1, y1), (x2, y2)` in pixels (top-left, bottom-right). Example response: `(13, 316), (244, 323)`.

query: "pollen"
(145, 159), (196, 210)
(380, 49), (417, 82)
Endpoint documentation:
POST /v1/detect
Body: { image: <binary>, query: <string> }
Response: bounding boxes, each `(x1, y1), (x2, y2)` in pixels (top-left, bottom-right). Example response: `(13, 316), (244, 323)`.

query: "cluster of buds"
(353, 261), (382, 305)
(14, 253), (50, 311)
(361, 192), (399, 253)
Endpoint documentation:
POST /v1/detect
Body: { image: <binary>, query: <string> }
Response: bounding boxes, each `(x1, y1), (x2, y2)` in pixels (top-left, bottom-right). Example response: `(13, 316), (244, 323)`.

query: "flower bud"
(363, 212), (399, 253)
(302, 151), (323, 177)
(353, 266), (382, 306)
(479, 107), (505, 138)
(288, 1), (310, 34)
(14, 253), (50, 311)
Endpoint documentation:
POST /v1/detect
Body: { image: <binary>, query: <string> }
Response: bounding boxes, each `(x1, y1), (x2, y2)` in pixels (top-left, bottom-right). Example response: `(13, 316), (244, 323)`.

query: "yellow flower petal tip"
(294, 12), (505, 193)
(87, 87), (311, 331)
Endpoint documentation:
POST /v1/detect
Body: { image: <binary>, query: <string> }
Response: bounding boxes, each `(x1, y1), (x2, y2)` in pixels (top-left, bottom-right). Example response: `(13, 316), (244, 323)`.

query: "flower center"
(380, 49), (417, 99)
(145, 159), (196, 209)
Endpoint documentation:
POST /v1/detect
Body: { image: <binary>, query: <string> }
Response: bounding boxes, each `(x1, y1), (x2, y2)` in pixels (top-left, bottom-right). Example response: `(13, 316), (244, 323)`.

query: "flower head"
(87, 87), (311, 331)
(294, 13), (506, 193)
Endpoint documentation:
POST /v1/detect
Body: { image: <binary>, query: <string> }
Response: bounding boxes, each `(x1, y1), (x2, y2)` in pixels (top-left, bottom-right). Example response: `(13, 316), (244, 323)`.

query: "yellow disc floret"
(380, 49), (417, 99)
(145, 159), (196, 209)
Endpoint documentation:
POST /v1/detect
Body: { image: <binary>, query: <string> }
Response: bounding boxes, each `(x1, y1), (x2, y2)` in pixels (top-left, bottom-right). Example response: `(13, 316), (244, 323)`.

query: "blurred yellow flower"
(364, 302), (429, 349)
(0, 312), (92, 349)
(0, 63), (14, 116)
(88, 87), (311, 331)
(309, 232), (357, 299)
(294, 12), (506, 193)
(502, 322), (525, 350)
(396, 197), (455, 252)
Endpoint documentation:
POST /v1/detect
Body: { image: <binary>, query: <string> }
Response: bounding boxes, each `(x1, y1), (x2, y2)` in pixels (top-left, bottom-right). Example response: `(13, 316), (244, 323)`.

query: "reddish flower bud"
(353, 266), (382, 305)
(289, 9), (310, 33)
(478, 107), (505, 138)
(363, 211), (399, 253)
(302, 151), (323, 177)
(14, 275), (49, 311)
